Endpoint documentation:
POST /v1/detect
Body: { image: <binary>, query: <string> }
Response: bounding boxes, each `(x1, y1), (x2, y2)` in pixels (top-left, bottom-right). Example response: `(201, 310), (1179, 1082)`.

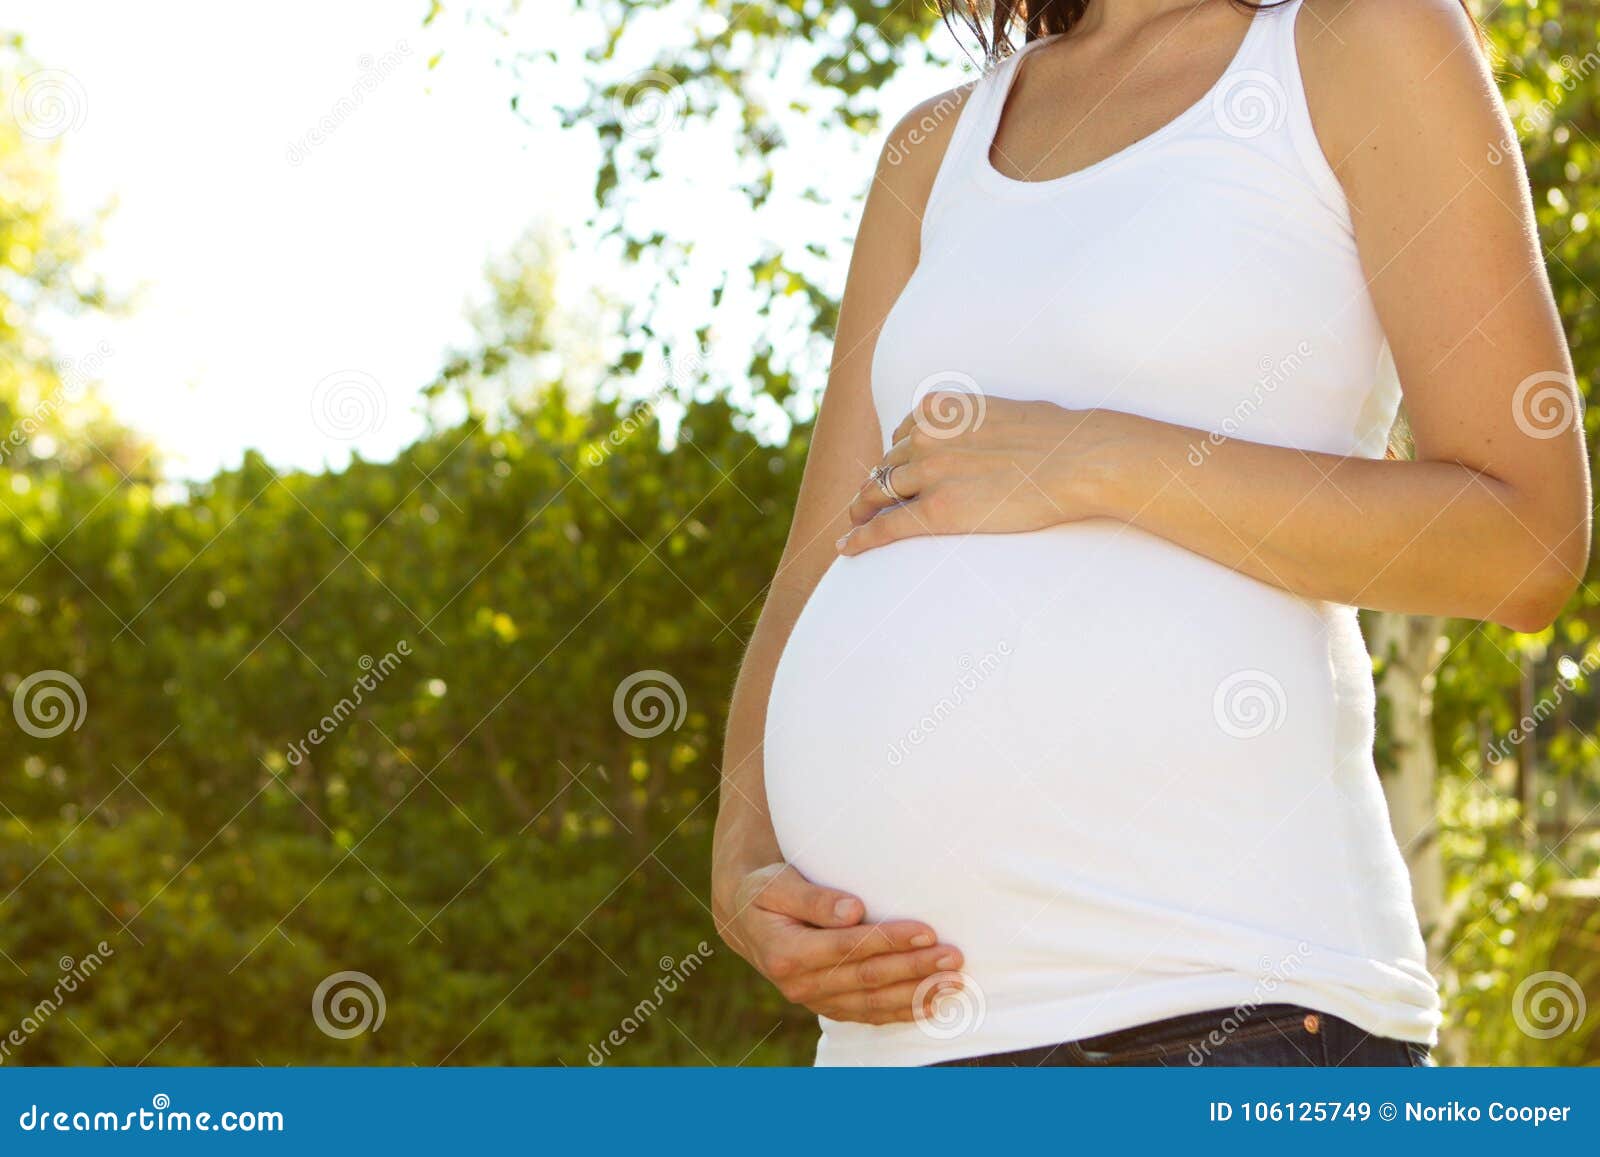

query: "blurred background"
(0, 0), (1596, 1066)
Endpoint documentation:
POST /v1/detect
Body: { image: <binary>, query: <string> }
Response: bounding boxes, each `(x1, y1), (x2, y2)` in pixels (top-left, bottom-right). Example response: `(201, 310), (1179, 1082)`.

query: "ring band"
(876, 464), (908, 504)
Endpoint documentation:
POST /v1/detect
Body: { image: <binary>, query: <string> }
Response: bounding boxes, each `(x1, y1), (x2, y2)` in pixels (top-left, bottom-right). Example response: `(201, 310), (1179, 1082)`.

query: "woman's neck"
(1072, 0), (1215, 39)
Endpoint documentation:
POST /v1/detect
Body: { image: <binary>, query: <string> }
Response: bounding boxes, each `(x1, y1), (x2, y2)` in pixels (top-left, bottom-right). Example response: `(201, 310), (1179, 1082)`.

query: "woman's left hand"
(839, 394), (1129, 555)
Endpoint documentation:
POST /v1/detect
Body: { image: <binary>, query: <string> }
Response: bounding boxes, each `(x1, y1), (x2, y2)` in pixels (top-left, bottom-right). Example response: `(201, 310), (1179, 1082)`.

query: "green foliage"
(1451, 883), (1600, 1065)
(0, 383), (821, 1064)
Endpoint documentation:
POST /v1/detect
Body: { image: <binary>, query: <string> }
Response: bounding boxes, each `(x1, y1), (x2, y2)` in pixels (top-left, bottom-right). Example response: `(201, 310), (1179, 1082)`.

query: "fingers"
(842, 396), (1082, 553)
(839, 499), (941, 555)
(787, 920), (945, 973)
(845, 433), (928, 527)
(752, 864), (864, 928)
(799, 942), (963, 1000)
(813, 972), (967, 1026)
(753, 918), (952, 1001)
(844, 428), (949, 534)
(847, 462), (926, 527)
(880, 435), (914, 469)
(734, 867), (967, 1024)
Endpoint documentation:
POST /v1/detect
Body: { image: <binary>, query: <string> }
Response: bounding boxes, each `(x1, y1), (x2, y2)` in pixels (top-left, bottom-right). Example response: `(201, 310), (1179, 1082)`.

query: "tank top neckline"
(974, 3), (1275, 195)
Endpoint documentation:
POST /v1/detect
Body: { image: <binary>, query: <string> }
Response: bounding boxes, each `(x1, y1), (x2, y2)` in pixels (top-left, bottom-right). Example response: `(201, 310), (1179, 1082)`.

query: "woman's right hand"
(717, 862), (964, 1025)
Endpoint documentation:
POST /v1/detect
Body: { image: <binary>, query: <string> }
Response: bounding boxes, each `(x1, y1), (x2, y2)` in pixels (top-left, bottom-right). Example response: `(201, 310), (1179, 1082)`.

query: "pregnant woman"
(712, 0), (1591, 1066)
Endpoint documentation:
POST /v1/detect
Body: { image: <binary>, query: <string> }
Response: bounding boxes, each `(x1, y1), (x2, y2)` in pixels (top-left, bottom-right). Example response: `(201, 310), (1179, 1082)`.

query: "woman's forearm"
(712, 595), (799, 923)
(1081, 410), (1589, 632)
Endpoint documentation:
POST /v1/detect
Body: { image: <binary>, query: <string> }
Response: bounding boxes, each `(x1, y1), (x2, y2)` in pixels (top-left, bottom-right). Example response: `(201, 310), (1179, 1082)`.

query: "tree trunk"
(1370, 611), (1447, 947)
(1369, 610), (1456, 1056)
(1369, 614), (1446, 940)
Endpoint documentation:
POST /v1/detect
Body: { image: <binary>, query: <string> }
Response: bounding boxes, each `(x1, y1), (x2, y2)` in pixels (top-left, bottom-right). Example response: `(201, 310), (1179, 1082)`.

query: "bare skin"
(714, 0), (1593, 1026)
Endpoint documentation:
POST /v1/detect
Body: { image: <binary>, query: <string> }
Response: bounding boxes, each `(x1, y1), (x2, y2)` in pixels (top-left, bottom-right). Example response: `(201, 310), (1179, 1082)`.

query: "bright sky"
(6, 1), (958, 479)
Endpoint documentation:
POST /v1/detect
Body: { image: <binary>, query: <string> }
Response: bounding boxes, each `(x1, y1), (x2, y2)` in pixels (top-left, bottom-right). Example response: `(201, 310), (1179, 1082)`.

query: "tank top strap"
(1229, 0), (1304, 73)
(1221, 0), (1350, 219)
(919, 38), (1055, 245)
(942, 44), (1032, 174)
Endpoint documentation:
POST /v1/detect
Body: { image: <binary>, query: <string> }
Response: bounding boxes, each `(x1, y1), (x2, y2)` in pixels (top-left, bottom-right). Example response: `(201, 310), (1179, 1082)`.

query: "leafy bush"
(0, 388), (821, 1065)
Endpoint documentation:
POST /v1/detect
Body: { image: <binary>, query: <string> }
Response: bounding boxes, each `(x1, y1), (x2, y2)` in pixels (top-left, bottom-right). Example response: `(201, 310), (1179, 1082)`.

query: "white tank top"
(763, 0), (1440, 1066)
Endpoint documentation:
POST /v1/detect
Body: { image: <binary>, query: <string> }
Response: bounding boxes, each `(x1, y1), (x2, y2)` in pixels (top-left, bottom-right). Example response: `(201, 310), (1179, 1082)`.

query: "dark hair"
(940, 0), (1480, 61)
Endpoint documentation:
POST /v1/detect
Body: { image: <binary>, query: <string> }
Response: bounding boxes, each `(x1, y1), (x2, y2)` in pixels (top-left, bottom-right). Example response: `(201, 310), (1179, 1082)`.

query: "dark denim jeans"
(933, 1004), (1433, 1067)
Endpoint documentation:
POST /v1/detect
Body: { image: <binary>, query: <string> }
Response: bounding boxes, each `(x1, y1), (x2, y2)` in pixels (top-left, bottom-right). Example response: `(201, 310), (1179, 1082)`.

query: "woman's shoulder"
(871, 77), (988, 206)
(1296, 0), (1486, 99)
(1295, 0), (1500, 183)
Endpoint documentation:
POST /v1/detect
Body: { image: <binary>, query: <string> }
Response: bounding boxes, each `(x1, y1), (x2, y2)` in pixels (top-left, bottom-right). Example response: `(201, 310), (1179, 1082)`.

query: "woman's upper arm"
(1300, 0), (1591, 572)
(766, 87), (973, 606)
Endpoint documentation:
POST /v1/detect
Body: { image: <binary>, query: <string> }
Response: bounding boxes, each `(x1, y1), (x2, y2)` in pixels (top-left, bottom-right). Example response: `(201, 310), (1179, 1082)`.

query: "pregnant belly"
(764, 522), (1375, 986)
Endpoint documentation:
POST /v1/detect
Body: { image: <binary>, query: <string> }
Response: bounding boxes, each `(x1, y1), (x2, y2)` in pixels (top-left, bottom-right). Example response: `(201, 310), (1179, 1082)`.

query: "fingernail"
(835, 534), (850, 551)
(936, 953), (959, 971)
(833, 899), (857, 920)
(910, 933), (935, 948)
